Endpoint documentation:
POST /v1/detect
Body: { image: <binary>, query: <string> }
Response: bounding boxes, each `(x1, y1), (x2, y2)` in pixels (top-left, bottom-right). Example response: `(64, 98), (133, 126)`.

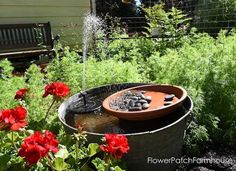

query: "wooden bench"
(0, 22), (59, 66)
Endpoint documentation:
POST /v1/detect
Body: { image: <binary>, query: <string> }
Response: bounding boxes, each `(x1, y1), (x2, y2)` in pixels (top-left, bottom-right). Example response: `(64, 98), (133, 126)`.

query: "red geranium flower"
(43, 130), (60, 153)
(43, 82), (70, 98)
(15, 88), (28, 100)
(18, 130), (59, 165)
(0, 106), (27, 131)
(100, 134), (130, 159)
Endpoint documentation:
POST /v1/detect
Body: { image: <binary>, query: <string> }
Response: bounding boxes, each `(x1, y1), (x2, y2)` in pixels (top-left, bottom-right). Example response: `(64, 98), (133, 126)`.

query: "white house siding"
(0, 0), (91, 47)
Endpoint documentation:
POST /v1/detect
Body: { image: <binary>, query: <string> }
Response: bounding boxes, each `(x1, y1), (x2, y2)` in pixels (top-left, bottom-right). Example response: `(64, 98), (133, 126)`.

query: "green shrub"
(0, 60), (56, 128)
(94, 34), (157, 64)
(143, 3), (191, 54)
(0, 59), (24, 109)
(143, 30), (236, 153)
(47, 47), (142, 94)
(24, 64), (51, 122)
(201, 31), (236, 147)
(46, 47), (83, 94)
(84, 58), (142, 88)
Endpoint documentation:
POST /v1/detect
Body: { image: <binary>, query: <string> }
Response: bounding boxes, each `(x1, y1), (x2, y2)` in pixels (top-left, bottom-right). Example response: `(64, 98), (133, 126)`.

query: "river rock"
(135, 92), (145, 98)
(131, 96), (138, 101)
(142, 103), (150, 109)
(145, 96), (152, 103)
(140, 91), (146, 94)
(135, 102), (142, 107)
(140, 94), (145, 99)
(164, 101), (172, 106)
(119, 104), (126, 110)
(139, 99), (148, 104)
(231, 164), (236, 171)
(135, 92), (143, 97)
(123, 99), (129, 105)
(112, 106), (119, 110)
(190, 167), (214, 171)
(165, 94), (175, 101)
(126, 91), (132, 96)
(128, 100), (135, 107)
(128, 106), (142, 111)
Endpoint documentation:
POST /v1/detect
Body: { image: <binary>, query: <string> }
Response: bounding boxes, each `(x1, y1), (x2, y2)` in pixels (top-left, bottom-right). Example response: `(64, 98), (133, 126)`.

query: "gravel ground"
(180, 149), (236, 171)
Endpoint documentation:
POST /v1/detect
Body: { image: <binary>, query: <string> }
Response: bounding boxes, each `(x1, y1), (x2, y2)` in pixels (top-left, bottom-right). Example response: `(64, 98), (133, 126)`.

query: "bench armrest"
(52, 34), (60, 46)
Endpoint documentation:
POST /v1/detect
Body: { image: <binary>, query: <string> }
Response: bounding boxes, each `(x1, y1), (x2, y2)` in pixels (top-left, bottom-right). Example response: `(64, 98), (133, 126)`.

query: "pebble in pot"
(165, 94), (175, 101)
(139, 99), (148, 104)
(164, 101), (172, 106)
(142, 103), (150, 109)
(129, 106), (142, 111)
(128, 100), (136, 107)
(135, 102), (142, 107)
(126, 90), (132, 96)
(145, 96), (152, 103)
(131, 96), (139, 101)
(110, 90), (152, 111)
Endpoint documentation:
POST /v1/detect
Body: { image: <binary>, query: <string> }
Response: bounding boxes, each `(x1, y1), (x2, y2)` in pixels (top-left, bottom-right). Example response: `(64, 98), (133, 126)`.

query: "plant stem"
(105, 155), (111, 171)
(11, 132), (17, 151)
(0, 123), (5, 130)
(80, 157), (91, 170)
(44, 98), (56, 120)
(76, 141), (78, 161)
(46, 156), (55, 171)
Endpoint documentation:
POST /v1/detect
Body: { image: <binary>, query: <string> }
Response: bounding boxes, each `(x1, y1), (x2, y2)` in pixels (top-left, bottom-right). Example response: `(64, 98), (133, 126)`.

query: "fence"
(95, 0), (236, 36)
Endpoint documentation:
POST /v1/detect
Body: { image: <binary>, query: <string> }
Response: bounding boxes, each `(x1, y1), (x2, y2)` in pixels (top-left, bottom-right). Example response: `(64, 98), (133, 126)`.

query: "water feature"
(81, 14), (103, 90)
(63, 12), (192, 171)
(58, 83), (193, 171)
(65, 85), (187, 133)
(59, 9), (193, 171)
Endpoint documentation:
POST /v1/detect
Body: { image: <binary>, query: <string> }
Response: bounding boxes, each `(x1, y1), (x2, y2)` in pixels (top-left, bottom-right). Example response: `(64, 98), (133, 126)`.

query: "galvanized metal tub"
(58, 83), (193, 171)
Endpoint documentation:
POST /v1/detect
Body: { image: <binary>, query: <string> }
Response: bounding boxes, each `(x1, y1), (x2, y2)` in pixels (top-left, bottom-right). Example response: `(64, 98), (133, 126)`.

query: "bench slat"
(0, 22), (53, 51)
(0, 22), (56, 61)
(0, 49), (51, 57)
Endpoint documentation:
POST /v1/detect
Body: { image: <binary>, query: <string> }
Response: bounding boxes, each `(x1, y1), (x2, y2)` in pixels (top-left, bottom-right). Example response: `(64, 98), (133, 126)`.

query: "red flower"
(43, 130), (60, 153)
(19, 143), (46, 165)
(19, 130), (59, 165)
(100, 134), (130, 159)
(0, 106), (27, 131)
(14, 88), (28, 100)
(43, 82), (70, 98)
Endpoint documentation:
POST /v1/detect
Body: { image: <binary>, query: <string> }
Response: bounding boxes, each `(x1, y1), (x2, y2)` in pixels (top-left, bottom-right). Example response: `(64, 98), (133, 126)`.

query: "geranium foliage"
(0, 59), (132, 171)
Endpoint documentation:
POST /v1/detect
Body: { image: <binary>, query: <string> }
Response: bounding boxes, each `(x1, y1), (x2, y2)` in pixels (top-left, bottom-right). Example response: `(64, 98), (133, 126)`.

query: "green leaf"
(55, 146), (69, 159)
(114, 166), (125, 171)
(92, 158), (108, 171)
(0, 154), (11, 171)
(80, 164), (92, 171)
(52, 158), (69, 171)
(111, 166), (125, 171)
(70, 146), (88, 160)
(88, 143), (100, 157)
(6, 132), (19, 142)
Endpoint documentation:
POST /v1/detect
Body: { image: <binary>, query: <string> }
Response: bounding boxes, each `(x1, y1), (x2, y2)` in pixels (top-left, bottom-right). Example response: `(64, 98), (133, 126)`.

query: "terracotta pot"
(102, 84), (187, 120)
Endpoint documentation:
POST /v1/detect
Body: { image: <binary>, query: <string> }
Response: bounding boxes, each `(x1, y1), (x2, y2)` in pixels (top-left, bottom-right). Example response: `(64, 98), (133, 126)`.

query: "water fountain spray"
(82, 14), (103, 90)
(67, 14), (104, 113)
